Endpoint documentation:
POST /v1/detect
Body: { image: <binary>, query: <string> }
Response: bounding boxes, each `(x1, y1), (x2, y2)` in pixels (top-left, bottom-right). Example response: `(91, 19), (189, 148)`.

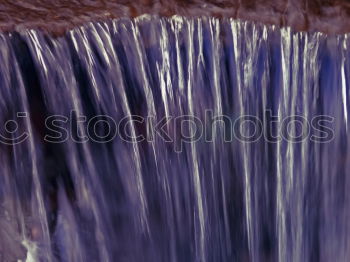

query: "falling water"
(0, 16), (349, 261)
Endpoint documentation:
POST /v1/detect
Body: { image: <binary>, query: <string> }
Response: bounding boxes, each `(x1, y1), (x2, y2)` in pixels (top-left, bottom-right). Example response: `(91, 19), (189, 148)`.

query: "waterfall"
(0, 16), (349, 261)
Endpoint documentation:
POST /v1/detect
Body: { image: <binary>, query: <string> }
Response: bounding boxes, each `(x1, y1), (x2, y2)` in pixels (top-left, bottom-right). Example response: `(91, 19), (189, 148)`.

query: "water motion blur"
(0, 15), (349, 262)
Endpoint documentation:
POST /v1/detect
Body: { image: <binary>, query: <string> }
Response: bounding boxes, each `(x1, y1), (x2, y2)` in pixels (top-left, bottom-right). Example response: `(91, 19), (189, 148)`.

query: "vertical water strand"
(111, 20), (149, 240)
(242, 22), (253, 259)
(0, 34), (34, 261)
(115, 19), (151, 238)
(173, 15), (188, 258)
(289, 31), (299, 262)
(338, 43), (350, 258)
(342, 34), (350, 260)
(300, 32), (307, 261)
(231, 20), (251, 257)
(275, 26), (285, 262)
(52, 36), (86, 262)
(319, 34), (347, 261)
(187, 18), (206, 262)
(0, 36), (15, 222)
(277, 26), (292, 262)
(131, 17), (161, 233)
(336, 34), (348, 261)
(152, 18), (178, 261)
(105, 20), (153, 258)
(204, 17), (224, 260)
(247, 22), (263, 262)
(33, 28), (111, 261)
(171, 16), (186, 107)
(299, 32), (308, 261)
(10, 36), (53, 261)
(218, 20), (234, 255)
(158, 18), (173, 122)
(169, 16), (194, 260)
(303, 30), (323, 262)
(260, 24), (272, 261)
(70, 25), (127, 262)
(338, 33), (350, 261)
(23, 30), (96, 261)
(208, 18), (223, 119)
(234, 21), (261, 260)
(132, 16), (159, 172)
(341, 35), (348, 132)
(133, 16), (158, 121)
(67, 29), (110, 262)
(88, 23), (137, 258)
(242, 21), (254, 260)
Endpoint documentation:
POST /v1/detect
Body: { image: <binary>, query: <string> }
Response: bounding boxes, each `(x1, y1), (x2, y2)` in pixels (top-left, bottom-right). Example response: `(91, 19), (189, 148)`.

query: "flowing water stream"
(0, 16), (349, 262)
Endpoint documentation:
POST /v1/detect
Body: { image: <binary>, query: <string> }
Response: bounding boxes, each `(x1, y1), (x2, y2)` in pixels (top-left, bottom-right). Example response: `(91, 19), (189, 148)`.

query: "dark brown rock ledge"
(0, 0), (350, 36)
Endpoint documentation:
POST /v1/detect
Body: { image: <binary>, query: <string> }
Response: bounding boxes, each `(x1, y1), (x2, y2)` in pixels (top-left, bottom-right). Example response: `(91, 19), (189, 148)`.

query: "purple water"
(0, 16), (349, 261)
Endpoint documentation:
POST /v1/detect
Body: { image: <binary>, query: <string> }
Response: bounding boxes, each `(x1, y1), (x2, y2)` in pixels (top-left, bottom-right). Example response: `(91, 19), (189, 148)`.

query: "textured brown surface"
(0, 0), (350, 35)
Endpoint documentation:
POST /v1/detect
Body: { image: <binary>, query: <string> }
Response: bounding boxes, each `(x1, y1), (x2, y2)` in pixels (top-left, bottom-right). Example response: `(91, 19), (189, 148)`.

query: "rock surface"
(0, 0), (350, 35)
